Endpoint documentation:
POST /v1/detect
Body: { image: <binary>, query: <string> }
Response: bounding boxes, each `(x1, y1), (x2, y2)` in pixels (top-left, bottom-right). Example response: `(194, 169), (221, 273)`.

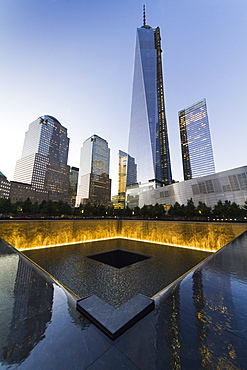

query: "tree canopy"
(0, 197), (246, 220)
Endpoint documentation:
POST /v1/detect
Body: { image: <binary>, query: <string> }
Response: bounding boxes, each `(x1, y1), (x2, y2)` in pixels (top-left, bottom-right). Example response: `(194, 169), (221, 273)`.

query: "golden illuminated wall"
(119, 220), (247, 251)
(0, 219), (246, 252)
(0, 220), (118, 251)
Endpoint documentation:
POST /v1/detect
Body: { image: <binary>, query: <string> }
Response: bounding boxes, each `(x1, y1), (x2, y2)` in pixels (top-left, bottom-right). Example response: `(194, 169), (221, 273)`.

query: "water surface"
(24, 238), (211, 307)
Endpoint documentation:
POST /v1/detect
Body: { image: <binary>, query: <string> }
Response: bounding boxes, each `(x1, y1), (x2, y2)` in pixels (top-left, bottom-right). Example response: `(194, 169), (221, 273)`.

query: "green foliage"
(197, 201), (211, 218)
(0, 198), (12, 214)
(0, 196), (246, 220)
(212, 200), (242, 219)
(184, 199), (197, 219)
(168, 202), (183, 218)
(12, 201), (24, 215)
(22, 198), (32, 214)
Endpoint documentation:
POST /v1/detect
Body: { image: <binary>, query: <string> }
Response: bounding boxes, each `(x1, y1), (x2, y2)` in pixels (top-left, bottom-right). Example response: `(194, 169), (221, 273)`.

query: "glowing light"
(19, 237), (119, 251)
(20, 236), (215, 253)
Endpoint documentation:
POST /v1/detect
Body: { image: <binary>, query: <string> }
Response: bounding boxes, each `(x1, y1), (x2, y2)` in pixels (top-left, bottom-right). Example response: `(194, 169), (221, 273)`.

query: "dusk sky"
(1, 0), (246, 195)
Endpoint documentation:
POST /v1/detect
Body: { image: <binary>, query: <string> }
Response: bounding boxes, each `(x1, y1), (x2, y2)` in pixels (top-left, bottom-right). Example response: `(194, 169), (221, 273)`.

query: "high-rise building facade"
(14, 115), (70, 200)
(179, 99), (215, 180)
(0, 172), (10, 199)
(69, 166), (79, 206)
(117, 150), (137, 207)
(76, 135), (111, 207)
(127, 8), (172, 187)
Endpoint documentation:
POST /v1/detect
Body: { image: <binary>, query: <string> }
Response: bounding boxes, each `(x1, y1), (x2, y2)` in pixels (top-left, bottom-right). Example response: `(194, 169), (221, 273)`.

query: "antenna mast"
(143, 4), (146, 26)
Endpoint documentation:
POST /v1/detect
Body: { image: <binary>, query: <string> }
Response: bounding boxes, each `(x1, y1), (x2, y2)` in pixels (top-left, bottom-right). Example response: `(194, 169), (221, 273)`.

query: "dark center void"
(23, 239), (211, 308)
(87, 249), (150, 268)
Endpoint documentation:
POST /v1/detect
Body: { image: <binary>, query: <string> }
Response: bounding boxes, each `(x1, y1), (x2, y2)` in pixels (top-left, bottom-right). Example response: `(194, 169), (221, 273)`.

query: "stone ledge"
(76, 294), (155, 340)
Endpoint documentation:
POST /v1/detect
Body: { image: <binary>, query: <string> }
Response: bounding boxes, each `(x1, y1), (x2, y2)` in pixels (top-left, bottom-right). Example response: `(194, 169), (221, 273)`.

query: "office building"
(127, 7), (172, 187)
(126, 165), (247, 210)
(69, 167), (79, 206)
(117, 150), (137, 208)
(0, 172), (49, 203)
(76, 135), (111, 207)
(9, 181), (49, 204)
(0, 172), (11, 199)
(179, 99), (215, 180)
(14, 115), (70, 201)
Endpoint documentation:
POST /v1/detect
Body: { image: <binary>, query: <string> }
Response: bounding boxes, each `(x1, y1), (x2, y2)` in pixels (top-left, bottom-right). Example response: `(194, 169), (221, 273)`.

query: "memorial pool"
(24, 238), (211, 307)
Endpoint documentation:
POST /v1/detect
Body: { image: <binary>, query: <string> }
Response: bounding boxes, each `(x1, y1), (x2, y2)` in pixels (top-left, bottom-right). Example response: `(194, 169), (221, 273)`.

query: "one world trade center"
(127, 7), (172, 187)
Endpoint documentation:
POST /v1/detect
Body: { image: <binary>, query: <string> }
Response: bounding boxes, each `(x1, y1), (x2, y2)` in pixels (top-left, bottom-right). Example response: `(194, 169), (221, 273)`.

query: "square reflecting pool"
(23, 238), (211, 307)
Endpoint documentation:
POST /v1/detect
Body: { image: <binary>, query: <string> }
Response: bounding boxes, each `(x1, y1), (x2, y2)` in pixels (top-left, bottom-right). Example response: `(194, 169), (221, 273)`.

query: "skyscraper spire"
(128, 10), (172, 186)
(143, 4), (146, 26)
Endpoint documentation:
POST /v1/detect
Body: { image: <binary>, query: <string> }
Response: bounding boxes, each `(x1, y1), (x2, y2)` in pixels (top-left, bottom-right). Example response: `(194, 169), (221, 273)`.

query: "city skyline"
(0, 1), (246, 196)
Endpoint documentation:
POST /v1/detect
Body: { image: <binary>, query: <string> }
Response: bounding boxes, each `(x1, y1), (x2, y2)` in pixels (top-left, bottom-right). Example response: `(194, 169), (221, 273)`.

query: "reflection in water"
(166, 287), (181, 369)
(159, 264), (243, 368)
(0, 254), (54, 366)
(0, 239), (98, 368)
(192, 268), (238, 368)
(192, 269), (209, 367)
(1, 232), (247, 368)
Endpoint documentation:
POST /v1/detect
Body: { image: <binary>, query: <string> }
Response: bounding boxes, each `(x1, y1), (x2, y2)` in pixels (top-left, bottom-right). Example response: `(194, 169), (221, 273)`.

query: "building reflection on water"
(0, 238), (94, 368)
(1, 231), (247, 368)
(158, 261), (245, 368)
(0, 255), (54, 366)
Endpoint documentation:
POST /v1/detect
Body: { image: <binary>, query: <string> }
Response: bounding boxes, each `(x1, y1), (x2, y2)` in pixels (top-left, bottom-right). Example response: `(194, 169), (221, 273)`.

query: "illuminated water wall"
(0, 219), (246, 252)
(118, 220), (247, 251)
(0, 220), (118, 251)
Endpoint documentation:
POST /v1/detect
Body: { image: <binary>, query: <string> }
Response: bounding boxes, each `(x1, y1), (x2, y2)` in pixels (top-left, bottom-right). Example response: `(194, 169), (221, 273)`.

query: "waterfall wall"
(0, 219), (246, 252)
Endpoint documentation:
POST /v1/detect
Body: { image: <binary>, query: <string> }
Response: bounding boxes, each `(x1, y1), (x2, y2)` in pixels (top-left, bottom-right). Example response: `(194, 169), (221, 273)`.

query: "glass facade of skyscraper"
(117, 150), (137, 207)
(179, 99), (215, 180)
(14, 116), (70, 200)
(127, 19), (172, 187)
(76, 135), (111, 206)
(69, 166), (79, 206)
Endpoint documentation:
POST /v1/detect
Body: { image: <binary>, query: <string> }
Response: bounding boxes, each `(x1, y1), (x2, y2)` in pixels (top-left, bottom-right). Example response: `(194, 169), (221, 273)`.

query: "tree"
(197, 201), (211, 219)
(59, 201), (72, 216)
(12, 200), (24, 215)
(0, 198), (12, 215)
(140, 205), (150, 218)
(31, 201), (40, 215)
(39, 200), (56, 216)
(106, 206), (114, 217)
(226, 201), (242, 219)
(73, 203), (84, 216)
(168, 202), (182, 218)
(152, 203), (165, 219)
(133, 206), (141, 217)
(242, 199), (247, 217)
(83, 202), (95, 217)
(212, 200), (242, 219)
(122, 206), (132, 218)
(212, 200), (224, 218)
(22, 198), (32, 215)
(184, 199), (197, 219)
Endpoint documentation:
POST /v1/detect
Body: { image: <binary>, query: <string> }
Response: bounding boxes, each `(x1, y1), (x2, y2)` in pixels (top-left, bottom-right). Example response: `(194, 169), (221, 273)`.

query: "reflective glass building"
(76, 135), (111, 207)
(127, 11), (172, 187)
(69, 166), (79, 206)
(179, 99), (215, 180)
(117, 150), (137, 208)
(14, 116), (70, 200)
